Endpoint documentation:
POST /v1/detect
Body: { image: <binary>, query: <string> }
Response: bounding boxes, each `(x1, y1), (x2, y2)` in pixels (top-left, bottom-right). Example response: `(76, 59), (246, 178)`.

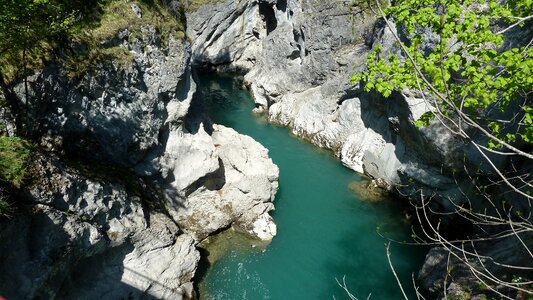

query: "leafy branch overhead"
(351, 1), (533, 297)
(353, 0), (533, 145)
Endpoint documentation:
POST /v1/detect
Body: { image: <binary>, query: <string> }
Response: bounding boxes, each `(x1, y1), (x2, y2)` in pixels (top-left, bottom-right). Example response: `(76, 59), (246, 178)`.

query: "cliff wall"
(0, 2), (278, 299)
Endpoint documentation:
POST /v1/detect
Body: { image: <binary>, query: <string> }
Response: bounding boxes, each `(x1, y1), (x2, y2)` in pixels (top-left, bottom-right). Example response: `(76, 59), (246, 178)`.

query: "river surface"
(195, 71), (427, 299)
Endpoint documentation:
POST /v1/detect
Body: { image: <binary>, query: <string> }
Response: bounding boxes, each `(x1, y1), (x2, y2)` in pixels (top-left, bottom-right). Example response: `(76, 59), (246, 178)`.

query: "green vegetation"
(65, 0), (185, 77)
(0, 0), (95, 82)
(0, 0), (185, 82)
(0, 136), (32, 188)
(96, 0), (184, 39)
(352, 0), (533, 296)
(353, 0), (533, 146)
(0, 195), (13, 218)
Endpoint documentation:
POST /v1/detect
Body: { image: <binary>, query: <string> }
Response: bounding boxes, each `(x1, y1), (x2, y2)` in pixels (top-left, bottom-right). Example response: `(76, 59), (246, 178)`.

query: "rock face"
(187, 0), (266, 72)
(186, 0), (531, 298)
(0, 3), (279, 299)
(187, 0), (470, 215)
(16, 31), (193, 169)
(0, 154), (199, 299)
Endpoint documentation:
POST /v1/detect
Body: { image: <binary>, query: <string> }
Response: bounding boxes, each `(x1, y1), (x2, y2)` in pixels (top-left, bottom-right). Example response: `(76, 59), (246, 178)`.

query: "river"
(195, 71), (427, 299)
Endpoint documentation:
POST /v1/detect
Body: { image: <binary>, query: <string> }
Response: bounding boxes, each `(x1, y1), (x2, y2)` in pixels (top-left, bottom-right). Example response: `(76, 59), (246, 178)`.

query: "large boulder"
(171, 124), (279, 241)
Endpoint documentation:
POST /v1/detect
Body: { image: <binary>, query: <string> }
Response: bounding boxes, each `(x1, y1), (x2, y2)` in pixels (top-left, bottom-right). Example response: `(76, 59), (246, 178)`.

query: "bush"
(0, 136), (32, 188)
(0, 195), (12, 218)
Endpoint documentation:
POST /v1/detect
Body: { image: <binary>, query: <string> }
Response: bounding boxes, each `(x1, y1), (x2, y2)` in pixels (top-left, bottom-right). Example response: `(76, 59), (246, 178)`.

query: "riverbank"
(194, 70), (427, 299)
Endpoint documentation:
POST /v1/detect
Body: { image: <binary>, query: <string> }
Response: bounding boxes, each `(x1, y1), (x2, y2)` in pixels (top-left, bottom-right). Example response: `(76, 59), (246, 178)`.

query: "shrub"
(0, 136), (32, 188)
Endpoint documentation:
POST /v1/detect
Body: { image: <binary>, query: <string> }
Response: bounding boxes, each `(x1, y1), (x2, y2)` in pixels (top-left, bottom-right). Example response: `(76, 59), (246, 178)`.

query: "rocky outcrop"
(187, 0), (437, 189)
(174, 124), (279, 240)
(0, 2), (279, 299)
(186, 0), (532, 298)
(0, 154), (199, 299)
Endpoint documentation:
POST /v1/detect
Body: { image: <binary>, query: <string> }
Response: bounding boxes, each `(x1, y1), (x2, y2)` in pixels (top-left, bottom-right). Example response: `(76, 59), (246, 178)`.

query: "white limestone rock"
(250, 213), (277, 241)
(175, 125), (279, 241)
(187, 1), (265, 71)
(160, 124), (220, 192)
(122, 233), (199, 300)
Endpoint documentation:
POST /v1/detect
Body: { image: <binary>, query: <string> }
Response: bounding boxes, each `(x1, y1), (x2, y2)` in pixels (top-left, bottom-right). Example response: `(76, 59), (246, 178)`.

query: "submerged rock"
(347, 179), (391, 202)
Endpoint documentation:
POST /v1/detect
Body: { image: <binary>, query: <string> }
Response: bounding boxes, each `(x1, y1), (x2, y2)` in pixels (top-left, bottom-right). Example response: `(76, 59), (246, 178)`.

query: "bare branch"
(385, 242), (409, 300)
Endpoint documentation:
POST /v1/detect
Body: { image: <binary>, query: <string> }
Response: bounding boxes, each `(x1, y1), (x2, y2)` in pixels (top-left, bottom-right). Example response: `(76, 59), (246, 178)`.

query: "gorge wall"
(0, 2), (278, 299)
(1, 0), (530, 299)
(186, 0), (532, 298)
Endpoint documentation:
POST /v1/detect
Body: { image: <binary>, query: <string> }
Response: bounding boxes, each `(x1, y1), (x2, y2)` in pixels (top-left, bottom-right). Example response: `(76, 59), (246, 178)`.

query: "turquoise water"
(196, 71), (427, 299)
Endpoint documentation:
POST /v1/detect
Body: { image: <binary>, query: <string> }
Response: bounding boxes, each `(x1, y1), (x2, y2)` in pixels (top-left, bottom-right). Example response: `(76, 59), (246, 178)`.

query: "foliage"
(65, 0), (185, 77)
(0, 194), (13, 218)
(0, 0), (186, 82)
(352, 0), (533, 146)
(74, 0), (185, 42)
(0, 136), (32, 188)
(0, 0), (100, 81)
(0, 0), (78, 53)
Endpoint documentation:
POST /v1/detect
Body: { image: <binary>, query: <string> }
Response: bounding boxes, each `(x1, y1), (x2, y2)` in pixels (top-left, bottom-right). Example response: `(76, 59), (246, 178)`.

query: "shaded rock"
(14, 28), (191, 170)
(160, 124), (220, 193)
(3, 6), (281, 298)
(419, 232), (533, 299)
(0, 106), (16, 136)
(0, 154), (199, 300)
(187, 0), (266, 72)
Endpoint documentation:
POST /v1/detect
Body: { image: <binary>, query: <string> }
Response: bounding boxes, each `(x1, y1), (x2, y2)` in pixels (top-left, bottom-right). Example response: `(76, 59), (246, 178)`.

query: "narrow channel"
(195, 71), (427, 299)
